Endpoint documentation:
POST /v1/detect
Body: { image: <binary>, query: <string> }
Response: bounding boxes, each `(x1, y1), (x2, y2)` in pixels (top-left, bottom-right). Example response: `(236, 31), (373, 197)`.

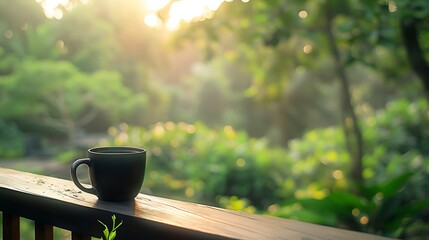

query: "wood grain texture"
(0, 167), (394, 240)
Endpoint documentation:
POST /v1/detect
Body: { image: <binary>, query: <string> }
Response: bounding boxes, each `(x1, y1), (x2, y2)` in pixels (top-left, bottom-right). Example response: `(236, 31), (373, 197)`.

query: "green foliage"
(0, 120), (25, 158)
(217, 196), (256, 214)
(105, 122), (361, 207)
(363, 98), (429, 201)
(105, 97), (429, 239)
(274, 172), (429, 238)
(0, 1), (428, 239)
(0, 59), (142, 141)
(269, 98), (429, 239)
(55, 149), (80, 163)
(98, 215), (123, 240)
(285, 127), (350, 192)
(52, 4), (120, 72)
(106, 122), (289, 208)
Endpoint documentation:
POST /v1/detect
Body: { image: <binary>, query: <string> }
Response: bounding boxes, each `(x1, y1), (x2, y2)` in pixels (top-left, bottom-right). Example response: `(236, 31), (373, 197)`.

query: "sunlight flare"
(142, 0), (170, 11)
(36, 0), (244, 30)
(144, 13), (161, 28)
(35, 0), (88, 19)
(141, 0), (232, 31)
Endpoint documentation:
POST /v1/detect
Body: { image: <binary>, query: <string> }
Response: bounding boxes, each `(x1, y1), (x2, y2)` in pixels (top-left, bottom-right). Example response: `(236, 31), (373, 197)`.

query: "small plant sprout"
(98, 214), (123, 240)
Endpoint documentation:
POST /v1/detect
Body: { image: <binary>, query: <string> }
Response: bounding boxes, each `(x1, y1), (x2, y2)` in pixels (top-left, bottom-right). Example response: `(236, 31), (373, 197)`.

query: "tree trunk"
(400, 18), (429, 99)
(325, 6), (364, 182)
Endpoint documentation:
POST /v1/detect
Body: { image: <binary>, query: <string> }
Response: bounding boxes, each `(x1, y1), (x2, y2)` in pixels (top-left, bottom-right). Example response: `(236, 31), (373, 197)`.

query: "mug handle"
(70, 158), (97, 195)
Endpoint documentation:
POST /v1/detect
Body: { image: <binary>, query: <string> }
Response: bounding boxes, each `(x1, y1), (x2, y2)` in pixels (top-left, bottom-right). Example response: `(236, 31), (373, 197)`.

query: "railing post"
(35, 221), (53, 240)
(3, 213), (20, 240)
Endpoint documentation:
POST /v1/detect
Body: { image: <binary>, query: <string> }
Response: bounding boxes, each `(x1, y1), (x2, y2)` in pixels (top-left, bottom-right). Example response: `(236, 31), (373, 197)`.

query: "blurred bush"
(273, 172), (429, 239)
(271, 98), (429, 239)
(364, 98), (429, 201)
(104, 98), (428, 238)
(105, 122), (289, 208)
(105, 123), (351, 208)
(0, 120), (25, 158)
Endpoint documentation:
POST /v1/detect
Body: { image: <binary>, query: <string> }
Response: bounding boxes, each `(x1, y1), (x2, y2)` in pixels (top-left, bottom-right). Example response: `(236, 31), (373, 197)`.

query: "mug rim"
(89, 146), (146, 155)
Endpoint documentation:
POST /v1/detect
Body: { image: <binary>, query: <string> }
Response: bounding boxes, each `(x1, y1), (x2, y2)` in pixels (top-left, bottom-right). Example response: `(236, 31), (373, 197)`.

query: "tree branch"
(325, 5), (364, 182)
(400, 18), (429, 98)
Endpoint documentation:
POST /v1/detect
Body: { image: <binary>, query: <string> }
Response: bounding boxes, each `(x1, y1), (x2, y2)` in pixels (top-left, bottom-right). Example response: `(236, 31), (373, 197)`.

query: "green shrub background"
(103, 98), (429, 239)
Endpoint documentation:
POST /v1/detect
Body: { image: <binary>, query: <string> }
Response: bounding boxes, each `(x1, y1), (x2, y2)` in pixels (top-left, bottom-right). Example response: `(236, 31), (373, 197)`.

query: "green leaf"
(98, 219), (109, 239)
(98, 216), (122, 240)
(112, 220), (123, 232)
(109, 231), (116, 240)
(381, 172), (413, 198)
(103, 228), (109, 239)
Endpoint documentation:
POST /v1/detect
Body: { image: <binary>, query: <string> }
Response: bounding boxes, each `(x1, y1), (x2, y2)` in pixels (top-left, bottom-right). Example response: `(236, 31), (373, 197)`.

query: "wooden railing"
(0, 167), (394, 240)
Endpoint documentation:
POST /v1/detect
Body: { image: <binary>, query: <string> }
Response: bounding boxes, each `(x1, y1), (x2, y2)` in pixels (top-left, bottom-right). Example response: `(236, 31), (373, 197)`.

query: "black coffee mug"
(70, 146), (146, 202)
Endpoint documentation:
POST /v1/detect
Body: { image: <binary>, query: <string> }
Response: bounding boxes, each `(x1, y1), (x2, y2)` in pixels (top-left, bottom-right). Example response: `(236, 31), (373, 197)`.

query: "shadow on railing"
(0, 168), (393, 240)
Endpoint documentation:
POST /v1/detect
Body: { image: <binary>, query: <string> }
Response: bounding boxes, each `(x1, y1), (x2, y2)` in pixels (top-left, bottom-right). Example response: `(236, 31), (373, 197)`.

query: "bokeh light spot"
(268, 204), (279, 213)
(360, 216), (369, 225)
(303, 44), (313, 54)
(236, 158), (246, 168)
(165, 121), (176, 131)
(352, 208), (360, 217)
(298, 10), (308, 19)
(4, 30), (13, 39)
(185, 187), (195, 197)
(332, 170), (344, 180)
(375, 192), (384, 201)
(224, 125), (235, 138)
(388, 1), (397, 13)
(187, 124), (196, 134)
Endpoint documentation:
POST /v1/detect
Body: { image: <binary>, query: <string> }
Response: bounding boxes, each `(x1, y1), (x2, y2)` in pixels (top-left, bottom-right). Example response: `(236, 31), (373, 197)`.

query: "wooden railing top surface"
(0, 167), (393, 240)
